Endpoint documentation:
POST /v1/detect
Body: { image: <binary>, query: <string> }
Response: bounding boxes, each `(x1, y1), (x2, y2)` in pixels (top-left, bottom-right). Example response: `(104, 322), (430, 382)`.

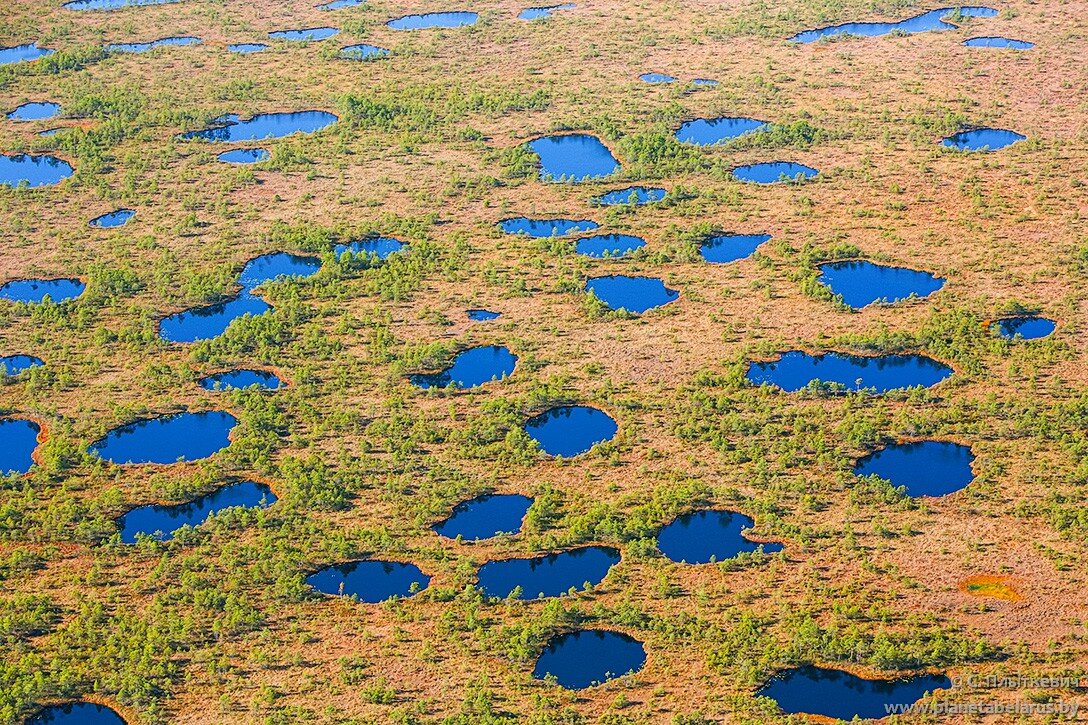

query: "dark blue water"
(519, 4), (574, 19)
(941, 128), (1025, 151)
(467, 308), (500, 321)
(791, 6), (997, 42)
(527, 134), (620, 182)
(963, 36), (1034, 48)
(183, 111), (338, 142)
(732, 161), (818, 184)
(307, 560), (430, 602)
(199, 369), (283, 390)
(817, 260), (944, 309)
(758, 665), (951, 719)
(433, 493), (533, 540)
(640, 72), (676, 83)
(524, 405), (617, 457)
(691, 78), (718, 87)
(119, 481), (276, 543)
(387, 12), (479, 29)
(333, 237), (404, 259)
(595, 186), (666, 205)
(26, 703), (126, 724)
(499, 217), (598, 237)
(0, 278), (85, 303)
(585, 275), (678, 313)
(0, 355), (44, 376)
(0, 44), (55, 65)
(65, 0), (177, 8)
(658, 510), (783, 564)
(6, 102), (60, 121)
(676, 117), (767, 145)
(217, 148), (269, 164)
(269, 27), (340, 41)
(410, 345), (517, 389)
(90, 208), (135, 228)
(340, 44), (390, 60)
(228, 43), (269, 53)
(855, 441), (974, 497)
(106, 36), (202, 53)
(533, 630), (645, 689)
(575, 234), (644, 258)
(0, 154), (74, 188)
(90, 411), (237, 464)
(239, 252), (322, 289)
(0, 419), (40, 475)
(747, 351), (953, 393)
(477, 546), (620, 599)
(993, 316), (1056, 340)
(700, 233), (771, 264)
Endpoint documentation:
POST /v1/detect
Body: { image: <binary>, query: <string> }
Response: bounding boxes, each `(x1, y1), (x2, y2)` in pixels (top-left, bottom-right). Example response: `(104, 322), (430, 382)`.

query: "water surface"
(106, 36), (202, 53)
(318, 0), (363, 8)
(0, 154), (74, 187)
(575, 234), (644, 258)
(941, 128), (1024, 151)
(217, 148), (269, 164)
(0, 419), (40, 475)
(228, 43), (269, 53)
(640, 72), (676, 83)
(527, 134), (620, 182)
(855, 441), (974, 497)
(307, 560), (430, 602)
(0, 278), (84, 303)
(340, 44), (390, 60)
(199, 369), (283, 390)
(524, 405), (617, 457)
(477, 546), (620, 598)
(732, 161), (818, 184)
(595, 186), (665, 205)
(0, 44), (55, 65)
(758, 665), (951, 719)
(410, 345), (517, 389)
(65, 0), (178, 8)
(119, 481), (276, 543)
(658, 510), (783, 564)
(1, 355), (44, 376)
(90, 209), (135, 228)
(26, 703), (126, 724)
(519, 4), (574, 19)
(7, 102), (60, 121)
(747, 351), (953, 393)
(333, 236), (404, 259)
(691, 78), (718, 87)
(700, 233), (770, 264)
(676, 116), (767, 145)
(533, 630), (645, 689)
(817, 260), (944, 309)
(467, 308), (500, 321)
(585, 275), (678, 313)
(499, 217), (598, 237)
(387, 12), (479, 29)
(791, 6), (997, 42)
(434, 493), (533, 540)
(183, 111), (337, 142)
(269, 27), (339, 41)
(963, 36), (1033, 48)
(992, 316), (1055, 340)
(91, 411), (237, 464)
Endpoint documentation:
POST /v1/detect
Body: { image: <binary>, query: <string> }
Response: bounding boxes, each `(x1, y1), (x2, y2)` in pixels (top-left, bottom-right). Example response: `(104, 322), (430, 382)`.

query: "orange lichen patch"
(959, 575), (1022, 602)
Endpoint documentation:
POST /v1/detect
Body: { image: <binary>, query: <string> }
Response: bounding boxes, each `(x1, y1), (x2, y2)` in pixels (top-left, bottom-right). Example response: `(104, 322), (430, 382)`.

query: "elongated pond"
(0, 278), (84, 303)
(199, 369), (283, 390)
(228, 43), (268, 53)
(333, 236), (404, 259)
(183, 111), (337, 142)
(7, 102), (60, 121)
(307, 560), (430, 602)
(90, 209), (135, 228)
(992, 316), (1055, 340)
(410, 345), (517, 389)
(791, 6), (997, 42)
(65, 0), (177, 8)
(0, 154), (74, 187)
(533, 630), (645, 689)
(269, 27), (339, 41)
(477, 546), (620, 599)
(575, 234), (644, 258)
(434, 493), (533, 540)
(758, 665), (951, 720)
(640, 72), (676, 83)
(217, 148), (269, 164)
(91, 411), (237, 464)
(747, 351), (953, 393)
(519, 4), (574, 20)
(942, 128), (1024, 151)
(527, 134), (620, 182)
(0, 419), (40, 475)
(585, 275), (678, 313)
(387, 12), (478, 29)
(499, 217), (598, 237)
(595, 186), (665, 205)
(658, 510), (783, 564)
(676, 116), (767, 145)
(1, 355), (43, 376)
(732, 161), (818, 184)
(524, 405), (617, 456)
(963, 36), (1033, 48)
(0, 44), (55, 65)
(701, 233), (770, 264)
(467, 308), (500, 321)
(855, 441), (975, 497)
(119, 481), (276, 543)
(106, 36), (201, 53)
(817, 260), (944, 309)
(27, 702), (126, 724)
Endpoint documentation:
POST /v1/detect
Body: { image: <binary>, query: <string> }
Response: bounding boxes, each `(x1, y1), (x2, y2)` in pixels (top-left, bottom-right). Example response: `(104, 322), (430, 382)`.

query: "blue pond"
(106, 36), (202, 53)
(410, 345), (517, 389)
(942, 128), (1025, 151)
(533, 630), (645, 689)
(0, 154), (74, 188)
(747, 351), (953, 393)
(91, 411), (237, 465)
(676, 116), (767, 145)
(585, 275), (678, 313)
(855, 441), (975, 497)
(658, 510), (783, 564)
(527, 134), (620, 182)
(183, 111), (337, 142)
(0, 278), (85, 304)
(7, 102), (60, 121)
(575, 234), (645, 258)
(228, 43), (269, 53)
(0, 44), (55, 65)
(993, 316), (1056, 340)
(0, 419), (40, 475)
(468, 308), (500, 321)
(39, 128), (63, 137)
(964, 36), (1034, 49)
(595, 186), (665, 205)
(333, 236), (404, 259)
(499, 217), (598, 237)
(219, 249), (314, 287)
(387, 12), (479, 29)
(817, 260), (944, 309)
(433, 493), (533, 540)
(700, 233), (771, 264)
(26, 703), (126, 725)
(758, 665), (951, 720)
(307, 560), (430, 602)
(218, 148), (269, 164)
(90, 208), (135, 228)
(340, 44), (390, 60)
(640, 72), (676, 83)
(791, 6), (998, 42)
(318, 0), (363, 8)
(477, 546), (620, 599)
(732, 161), (818, 184)
(119, 481), (276, 543)
(269, 27), (339, 41)
(199, 369), (283, 390)
(1, 355), (44, 376)
(524, 405), (617, 457)
(65, 0), (177, 8)
(519, 4), (574, 19)
(692, 78), (718, 87)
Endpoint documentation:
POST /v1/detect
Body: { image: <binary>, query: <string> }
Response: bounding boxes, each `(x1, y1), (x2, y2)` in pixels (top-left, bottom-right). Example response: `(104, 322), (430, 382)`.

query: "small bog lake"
(1, 355), (44, 376)
(594, 186), (665, 205)
(855, 441), (975, 497)
(106, 36), (201, 53)
(65, 0), (177, 8)
(91, 411), (237, 464)
(639, 72), (676, 83)
(575, 234), (644, 258)
(0, 419), (40, 475)
(993, 316), (1056, 339)
(533, 630), (645, 689)
(7, 102), (60, 121)
(334, 236), (405, 259)
(307, 560), (430, 602)
(942, 128), (1025, 151)
(520, 4), (574, 19)
(410, 345), (517, 389)
(964, 36), (1034, 48)
(499, 217), (598, 237)
(199, 369), (283, 390)
(467, 308), (500, 321)
(524, 405), (617, 457)
(0, 154), (74, 188)
(758, 665), (951, 720)
(658, 510), (782, 564)
(527, 134), (620, 182)
(676, 116), (767, 145)
(228, 43), (269, 53)
(90, 209), (135, 228)
(732, 161), (818, 184)
(340, 44), (390, 60)
(791, 6), (997, 42)
(0, 278), (84, 303)
(319, 0), (363, 8)
(119, 481), (276, 543)
(434, 493), (533, 540)
(817, 261), (944, 309)
(0, 44), (55, 65)
(269, 27), (339, 41)
(701, 233), (770, 264)
(747, 351), (953, 393)
(477, 546), (620, 599)
(387, 12), (479, 29)
(27, 702), (126, 724)
(585, 275), (678, 313)
(183, 111), (338, 142)
(217, 148), (269, 164)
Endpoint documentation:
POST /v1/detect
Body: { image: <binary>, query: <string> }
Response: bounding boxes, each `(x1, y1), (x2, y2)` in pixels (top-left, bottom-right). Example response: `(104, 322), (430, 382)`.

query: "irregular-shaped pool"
(941, 128), (1025, 151)
(340, 44), (390, 60)
(585, 275), (678, 313)
(533, 630), (645, 689)
(992, 316), (1056, 340)
(118, 480), (276, 543)
(816, 260), (944, 309)
(6, 102), (60, 121)
(0, 44), (55, 65)
(228, 43), (269, 53)
(477, 546), (620, 599)
(0, 278), (85, 303)
(855, 441), (975, 497)
(90, 411), (237, 464)
(791, 6), (997, 42)
(307, 560), (430, 602)
(434, 493), (533, 540)
(758, 665), (951, 719)
(519, 4), (574, 20)
(499, 217), (598, 237)
(658, 510), (783, 564)
(65, 0), (178, 8)
(467, 308), (500, 321)
(0, 154), (74, 188)
(524, 405), (617, 457)
(747, 351), (953, 393)
(700, 233), (770, 264)
(527, 134), (620, 182)
(639, 72), (676, 83)
(106, 36), (202, 53)
(183, 111), (338, 142)
(410, 345), (517, 389)
(26, 702), (127, 724)
(333, 236), (404, 259)
(387, 12), (479, 29)
(594, 186), (665, 205)
(0, 419), (41, 475)
(575, 234), (644, 258)
(676, 116), (767, 145)
(269, 27), (340, 41)
(90, 208), (136, 228)
(963, 36), (1033, 49)
(199, 369), (283, 390)
(0, 355), (44, 376)
(732, 161), (818, 184)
